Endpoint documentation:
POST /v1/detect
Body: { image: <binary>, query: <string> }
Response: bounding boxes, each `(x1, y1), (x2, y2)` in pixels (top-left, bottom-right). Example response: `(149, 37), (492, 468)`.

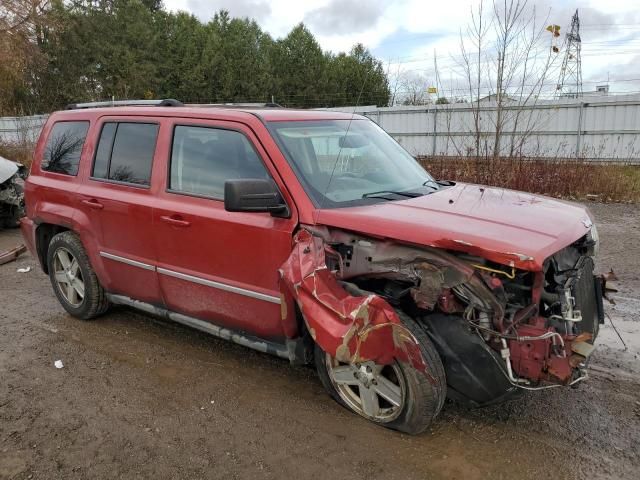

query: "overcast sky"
(164, 0), (640, 98)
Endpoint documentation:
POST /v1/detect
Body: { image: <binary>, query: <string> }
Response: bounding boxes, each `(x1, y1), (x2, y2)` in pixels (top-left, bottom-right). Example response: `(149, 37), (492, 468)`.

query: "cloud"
(303, 0), (387, 35)
(186, 0), (271, 22)
(163, 0), (640, 94)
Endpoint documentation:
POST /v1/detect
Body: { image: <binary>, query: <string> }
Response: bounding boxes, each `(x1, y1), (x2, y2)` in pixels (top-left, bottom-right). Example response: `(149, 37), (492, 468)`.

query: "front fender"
(279, 229), (428, 372)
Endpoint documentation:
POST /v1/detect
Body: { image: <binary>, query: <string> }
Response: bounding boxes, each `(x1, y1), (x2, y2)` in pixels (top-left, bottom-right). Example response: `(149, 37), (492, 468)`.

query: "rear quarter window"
(41, 121), (90, 175)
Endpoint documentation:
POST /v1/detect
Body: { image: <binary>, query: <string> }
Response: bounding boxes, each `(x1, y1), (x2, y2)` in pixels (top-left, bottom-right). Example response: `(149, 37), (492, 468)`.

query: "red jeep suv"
(21, 100), (605, 434)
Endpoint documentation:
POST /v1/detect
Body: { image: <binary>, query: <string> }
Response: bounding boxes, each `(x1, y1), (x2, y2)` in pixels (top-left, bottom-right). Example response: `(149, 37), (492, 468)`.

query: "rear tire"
(47, 231), (110, 320)
(315, 311), (446, 434)
(0, 204), (22, 228)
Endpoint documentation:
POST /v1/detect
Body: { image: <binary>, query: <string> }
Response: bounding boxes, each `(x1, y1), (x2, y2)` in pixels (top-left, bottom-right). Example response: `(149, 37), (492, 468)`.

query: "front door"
(152, 119), (298, 341)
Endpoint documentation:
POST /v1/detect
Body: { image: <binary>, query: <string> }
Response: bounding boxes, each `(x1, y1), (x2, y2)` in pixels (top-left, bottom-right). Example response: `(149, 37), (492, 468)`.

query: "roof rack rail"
(186, 102), (283, 108)
(65, 99), (183, 110)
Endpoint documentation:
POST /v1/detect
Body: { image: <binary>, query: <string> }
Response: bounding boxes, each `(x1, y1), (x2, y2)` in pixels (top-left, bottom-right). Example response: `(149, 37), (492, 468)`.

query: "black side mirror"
(224, 179), (289, 217)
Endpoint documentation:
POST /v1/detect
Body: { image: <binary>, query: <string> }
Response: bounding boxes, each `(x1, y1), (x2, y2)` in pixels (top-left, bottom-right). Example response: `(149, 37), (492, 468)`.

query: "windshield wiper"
(362, 190), (423, 200)
(423, 179), (440, 189)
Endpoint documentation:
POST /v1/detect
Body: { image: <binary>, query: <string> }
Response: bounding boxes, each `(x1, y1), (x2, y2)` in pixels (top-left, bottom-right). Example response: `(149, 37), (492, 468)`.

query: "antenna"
(556, 9), (583, 98)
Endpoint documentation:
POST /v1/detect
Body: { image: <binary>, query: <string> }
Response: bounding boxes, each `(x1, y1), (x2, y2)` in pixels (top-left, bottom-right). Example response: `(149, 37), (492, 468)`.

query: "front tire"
(315, 312), (446, 434)
(47, 231), (110, 320)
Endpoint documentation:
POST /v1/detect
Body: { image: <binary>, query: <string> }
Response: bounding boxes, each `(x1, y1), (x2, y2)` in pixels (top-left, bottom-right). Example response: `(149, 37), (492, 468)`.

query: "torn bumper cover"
(279, 229), (428, 373)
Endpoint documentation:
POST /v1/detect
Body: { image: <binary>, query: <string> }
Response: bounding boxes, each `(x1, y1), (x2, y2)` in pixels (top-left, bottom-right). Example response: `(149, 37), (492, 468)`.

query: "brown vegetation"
(0, 141), (33, 166)
(2, 140), (638, 203)
(420, 156), (640, 203)
(0, 1), (52, 115)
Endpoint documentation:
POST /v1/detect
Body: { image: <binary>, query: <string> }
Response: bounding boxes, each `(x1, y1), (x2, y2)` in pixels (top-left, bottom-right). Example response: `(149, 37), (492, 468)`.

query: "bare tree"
(1, 1), (43, 32)
(457, 0), (491, 159)
(398, 72), (433, 106)
(385, 61), (405, 106)
(454, 0), (560, 159)
(503, 6), (557, 157)
(0, 1), (53, 115)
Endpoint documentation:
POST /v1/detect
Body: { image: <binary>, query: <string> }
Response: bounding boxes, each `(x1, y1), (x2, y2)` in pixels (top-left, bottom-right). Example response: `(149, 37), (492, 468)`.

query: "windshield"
(268, 119), (437, 208)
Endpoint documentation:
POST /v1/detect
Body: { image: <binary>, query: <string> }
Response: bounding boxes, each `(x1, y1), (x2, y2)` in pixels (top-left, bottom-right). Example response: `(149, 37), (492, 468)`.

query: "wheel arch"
(35, 222), (70, 274)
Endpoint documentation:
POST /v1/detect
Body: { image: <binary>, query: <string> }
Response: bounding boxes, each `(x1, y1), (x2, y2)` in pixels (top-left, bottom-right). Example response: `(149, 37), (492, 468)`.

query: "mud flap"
(279, 230), (429, 373)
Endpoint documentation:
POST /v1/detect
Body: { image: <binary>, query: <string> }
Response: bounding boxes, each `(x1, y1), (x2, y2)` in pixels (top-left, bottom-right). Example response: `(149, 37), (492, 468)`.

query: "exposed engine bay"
(0, 155), (26, 229)
(284, 224), (609, 406)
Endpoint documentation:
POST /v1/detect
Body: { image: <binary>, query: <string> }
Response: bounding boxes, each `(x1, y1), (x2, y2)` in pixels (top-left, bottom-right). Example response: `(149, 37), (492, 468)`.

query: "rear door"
(76, 117), (164, 304)
(152, 118), (298, 341)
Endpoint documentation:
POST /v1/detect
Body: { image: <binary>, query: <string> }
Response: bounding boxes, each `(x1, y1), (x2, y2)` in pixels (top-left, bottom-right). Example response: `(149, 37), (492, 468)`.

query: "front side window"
(92, 122), (158, 186)
(169, 125), (270, 198)
(268, 119), (438, 208)
(42, 121), (89, 175)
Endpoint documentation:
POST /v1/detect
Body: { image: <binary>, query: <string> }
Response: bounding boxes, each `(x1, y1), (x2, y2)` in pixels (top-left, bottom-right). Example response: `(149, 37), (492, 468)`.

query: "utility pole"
(556, 9), (583, 98)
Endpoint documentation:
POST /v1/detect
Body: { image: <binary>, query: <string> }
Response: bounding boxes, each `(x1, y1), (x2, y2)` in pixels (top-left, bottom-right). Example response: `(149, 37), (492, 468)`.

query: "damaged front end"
(279, 229), (429, 374)
(281, 224), (609, 406)
(0, 156), (26, 229)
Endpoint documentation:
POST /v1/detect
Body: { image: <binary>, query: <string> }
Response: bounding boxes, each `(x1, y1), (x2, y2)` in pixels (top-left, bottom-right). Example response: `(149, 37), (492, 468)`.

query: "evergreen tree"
(1, 1), (391, 113)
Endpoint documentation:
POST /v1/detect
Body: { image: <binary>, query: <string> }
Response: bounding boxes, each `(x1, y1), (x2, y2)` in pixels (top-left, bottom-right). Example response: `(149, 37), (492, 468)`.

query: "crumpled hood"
(315, 183), (594, 271)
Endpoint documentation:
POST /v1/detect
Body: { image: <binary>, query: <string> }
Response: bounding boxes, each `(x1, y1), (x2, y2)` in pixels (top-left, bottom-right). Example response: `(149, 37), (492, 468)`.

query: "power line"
(264, 83), (640, 99)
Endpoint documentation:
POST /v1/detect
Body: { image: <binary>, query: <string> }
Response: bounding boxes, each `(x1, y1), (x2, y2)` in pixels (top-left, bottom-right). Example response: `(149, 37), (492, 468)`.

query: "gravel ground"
(0, 202), (638, 480)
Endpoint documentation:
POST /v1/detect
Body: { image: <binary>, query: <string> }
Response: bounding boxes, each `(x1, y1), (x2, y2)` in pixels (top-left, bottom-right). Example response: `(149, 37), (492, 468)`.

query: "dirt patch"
(1, 204), (638, 480)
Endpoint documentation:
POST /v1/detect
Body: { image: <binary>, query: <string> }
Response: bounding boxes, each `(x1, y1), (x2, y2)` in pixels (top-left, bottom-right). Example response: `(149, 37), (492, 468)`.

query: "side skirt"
(106, 294), (301, 362)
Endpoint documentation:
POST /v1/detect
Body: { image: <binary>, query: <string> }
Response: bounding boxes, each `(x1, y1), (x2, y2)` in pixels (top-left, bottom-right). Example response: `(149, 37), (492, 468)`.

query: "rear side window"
(169, 125), (269, 198)
(92, 122), (158, 186)
(42, 121), (89, 175)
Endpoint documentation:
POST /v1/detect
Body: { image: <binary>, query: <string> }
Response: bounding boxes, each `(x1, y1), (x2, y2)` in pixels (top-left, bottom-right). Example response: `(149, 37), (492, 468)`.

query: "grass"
(418, 156), (640, 203)
(0, 141), (34, 167)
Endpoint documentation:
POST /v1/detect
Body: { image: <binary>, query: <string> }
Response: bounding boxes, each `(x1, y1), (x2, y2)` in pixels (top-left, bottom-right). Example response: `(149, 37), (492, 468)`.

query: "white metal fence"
(0, 114), (48, 144)
(3, 94), (640, 162)
(324, 94), (640, 162)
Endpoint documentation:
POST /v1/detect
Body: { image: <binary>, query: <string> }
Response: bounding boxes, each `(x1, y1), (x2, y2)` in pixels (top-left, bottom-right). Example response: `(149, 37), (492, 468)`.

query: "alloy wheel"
(325, 354), (406, 422)
(53, 247), (85, 307)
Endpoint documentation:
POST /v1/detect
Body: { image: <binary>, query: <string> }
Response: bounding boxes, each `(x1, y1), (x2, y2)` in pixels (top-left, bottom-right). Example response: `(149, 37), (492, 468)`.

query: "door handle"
(160, 215), (191, 227)
(81, 199), (103, 210)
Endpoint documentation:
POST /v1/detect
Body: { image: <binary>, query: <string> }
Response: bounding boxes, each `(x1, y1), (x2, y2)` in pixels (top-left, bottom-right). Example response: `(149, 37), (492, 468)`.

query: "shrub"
(0, 142), (34, 167)
(418, 157), (640, 203)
